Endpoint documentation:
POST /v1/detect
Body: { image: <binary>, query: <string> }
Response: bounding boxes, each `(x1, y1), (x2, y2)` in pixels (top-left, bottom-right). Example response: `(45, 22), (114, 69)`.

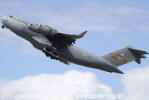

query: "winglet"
(56, 30), (87, 39)
(74, 30), (87, 39)
(79, 30), (87, 38)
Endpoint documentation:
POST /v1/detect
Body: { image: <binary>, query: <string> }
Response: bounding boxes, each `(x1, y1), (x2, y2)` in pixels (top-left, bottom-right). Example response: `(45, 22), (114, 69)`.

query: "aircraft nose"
(3, 16), (7, 20)
(2, 16), (8, 24)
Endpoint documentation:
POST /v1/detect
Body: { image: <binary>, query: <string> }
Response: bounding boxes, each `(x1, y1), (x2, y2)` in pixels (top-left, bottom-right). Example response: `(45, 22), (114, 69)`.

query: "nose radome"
(2, 16), (8, 24)
(2, 16), (8, 20)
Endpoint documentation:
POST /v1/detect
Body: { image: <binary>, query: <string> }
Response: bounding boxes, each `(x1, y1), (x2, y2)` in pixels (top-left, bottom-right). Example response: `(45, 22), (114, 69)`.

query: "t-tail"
(102, 46), (148, 74)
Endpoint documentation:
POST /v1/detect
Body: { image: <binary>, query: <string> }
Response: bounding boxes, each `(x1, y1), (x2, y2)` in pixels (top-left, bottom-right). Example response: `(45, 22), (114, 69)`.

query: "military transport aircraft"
(2, 16), (148, 74)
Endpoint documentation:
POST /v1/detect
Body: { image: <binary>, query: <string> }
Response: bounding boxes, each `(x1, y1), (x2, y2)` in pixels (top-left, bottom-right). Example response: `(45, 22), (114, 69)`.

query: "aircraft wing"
(32, 36), (71, 65)
(50, 31), (87, 48)
(102, 46), (148, 67)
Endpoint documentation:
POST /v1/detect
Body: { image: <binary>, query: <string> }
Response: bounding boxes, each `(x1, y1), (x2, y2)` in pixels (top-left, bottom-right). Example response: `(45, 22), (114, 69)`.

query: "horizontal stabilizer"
(128, 47), (149, 64)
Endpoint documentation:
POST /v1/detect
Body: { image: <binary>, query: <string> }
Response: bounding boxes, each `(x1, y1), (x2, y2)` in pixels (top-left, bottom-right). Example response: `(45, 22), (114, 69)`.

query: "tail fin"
(102, 46), (148, 67)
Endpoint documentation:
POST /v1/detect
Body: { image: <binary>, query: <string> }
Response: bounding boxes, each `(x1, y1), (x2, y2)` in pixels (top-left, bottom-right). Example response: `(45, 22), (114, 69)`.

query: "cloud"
(0, 1), (149, 100)
(0, 66), (149, 100)
(121, 65), (149, 100)
(0, 70), (116, 100)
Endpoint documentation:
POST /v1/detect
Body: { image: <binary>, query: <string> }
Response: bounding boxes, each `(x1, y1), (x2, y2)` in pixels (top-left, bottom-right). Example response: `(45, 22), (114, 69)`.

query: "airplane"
(1, 16), (148, 74)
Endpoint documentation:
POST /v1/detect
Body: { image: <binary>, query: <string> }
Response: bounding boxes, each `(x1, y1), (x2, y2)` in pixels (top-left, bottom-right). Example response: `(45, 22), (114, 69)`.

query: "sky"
(0, 0), (149, 100)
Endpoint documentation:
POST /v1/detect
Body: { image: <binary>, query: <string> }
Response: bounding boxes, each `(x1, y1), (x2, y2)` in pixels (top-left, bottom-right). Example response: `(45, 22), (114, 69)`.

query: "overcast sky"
(0, 0), (149, 100)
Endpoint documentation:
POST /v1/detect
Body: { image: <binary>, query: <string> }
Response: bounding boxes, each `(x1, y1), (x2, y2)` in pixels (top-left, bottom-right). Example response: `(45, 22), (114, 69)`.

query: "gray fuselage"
(2, 16), (123, 74)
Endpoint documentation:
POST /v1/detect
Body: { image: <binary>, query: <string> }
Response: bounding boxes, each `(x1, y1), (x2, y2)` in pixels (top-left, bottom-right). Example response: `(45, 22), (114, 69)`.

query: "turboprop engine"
(28, 23), (58, 36)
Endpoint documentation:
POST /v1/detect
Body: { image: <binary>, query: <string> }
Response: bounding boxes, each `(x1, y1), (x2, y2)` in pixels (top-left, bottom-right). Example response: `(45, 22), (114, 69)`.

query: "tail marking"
(110, 53), (128, 63)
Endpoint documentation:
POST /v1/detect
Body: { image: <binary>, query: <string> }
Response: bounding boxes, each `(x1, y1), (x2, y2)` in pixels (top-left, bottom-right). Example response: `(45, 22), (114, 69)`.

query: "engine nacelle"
(28, 23), (57, 36)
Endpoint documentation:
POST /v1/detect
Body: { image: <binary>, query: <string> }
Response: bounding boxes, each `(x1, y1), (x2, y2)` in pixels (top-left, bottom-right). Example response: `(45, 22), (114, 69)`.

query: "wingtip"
(84, 30), (87, 33)
(78, 31), (87, 38)
(145, 52), (149, 54)
(114, 68), (124, 74)
(117, 70), (124, 74)
(81, 30), (87, 35)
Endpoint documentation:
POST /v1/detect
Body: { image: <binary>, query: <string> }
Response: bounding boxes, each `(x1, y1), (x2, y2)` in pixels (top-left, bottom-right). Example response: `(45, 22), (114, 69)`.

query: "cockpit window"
(9, 16), (13, 18)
